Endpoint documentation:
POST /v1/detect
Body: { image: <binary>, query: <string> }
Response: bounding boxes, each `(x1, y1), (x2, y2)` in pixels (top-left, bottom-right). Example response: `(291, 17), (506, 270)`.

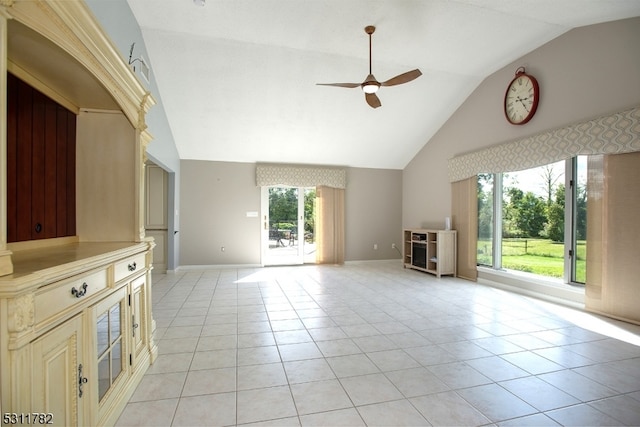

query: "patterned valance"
(448, 106), (640, 182)
(256, 164), (346, 189)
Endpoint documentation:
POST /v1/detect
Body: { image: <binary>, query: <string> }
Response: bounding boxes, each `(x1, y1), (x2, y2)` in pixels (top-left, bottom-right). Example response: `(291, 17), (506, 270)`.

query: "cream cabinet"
(1, 1), (158, 423)
(31, 315), (86, 427)
(0, 244), (156, 426)
(404, 229), (457, 277)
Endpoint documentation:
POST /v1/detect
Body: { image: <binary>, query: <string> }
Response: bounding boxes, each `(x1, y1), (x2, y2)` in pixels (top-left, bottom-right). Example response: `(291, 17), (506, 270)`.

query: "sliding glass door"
(261, 186), (316, 265)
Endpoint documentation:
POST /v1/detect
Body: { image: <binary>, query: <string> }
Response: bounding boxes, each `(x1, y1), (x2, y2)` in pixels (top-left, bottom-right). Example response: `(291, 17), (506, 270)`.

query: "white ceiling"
(127, 0), (640, 169)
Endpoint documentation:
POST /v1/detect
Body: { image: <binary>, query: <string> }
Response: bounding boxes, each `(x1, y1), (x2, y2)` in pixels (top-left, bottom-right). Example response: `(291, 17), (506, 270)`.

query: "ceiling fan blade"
(316, 82), (361, 88)
(381, 69), (422, 87)
(365, 92), (381, 108)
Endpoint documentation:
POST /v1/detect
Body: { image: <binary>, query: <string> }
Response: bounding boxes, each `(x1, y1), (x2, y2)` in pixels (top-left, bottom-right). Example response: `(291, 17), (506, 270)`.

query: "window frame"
(480, 157), (585, 286)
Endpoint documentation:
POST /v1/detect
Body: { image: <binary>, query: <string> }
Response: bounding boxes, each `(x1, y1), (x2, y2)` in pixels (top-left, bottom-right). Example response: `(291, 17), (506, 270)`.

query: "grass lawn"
(478, 238), (586, 281)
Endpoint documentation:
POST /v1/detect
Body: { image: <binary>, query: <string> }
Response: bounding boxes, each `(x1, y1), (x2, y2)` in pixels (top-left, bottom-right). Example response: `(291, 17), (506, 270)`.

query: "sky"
(504, 156), (587, 198)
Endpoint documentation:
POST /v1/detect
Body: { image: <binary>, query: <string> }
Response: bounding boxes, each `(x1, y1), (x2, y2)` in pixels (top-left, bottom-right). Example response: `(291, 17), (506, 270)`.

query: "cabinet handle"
(78, 364), (88, 398)
(128, 262), (137, 272)
(71, 283), (88, 298)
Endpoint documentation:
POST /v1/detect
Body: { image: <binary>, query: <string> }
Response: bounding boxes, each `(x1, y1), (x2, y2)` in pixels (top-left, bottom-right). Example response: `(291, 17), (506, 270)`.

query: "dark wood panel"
(6, 74), (18, 243)
(56, 106), (68, 237)
(44, 101), (58, 239)
(6, 73), (77, 243)
(66, 111), (77, 236)
(16, 77), (33, 242)
(32, 90), (47, 240)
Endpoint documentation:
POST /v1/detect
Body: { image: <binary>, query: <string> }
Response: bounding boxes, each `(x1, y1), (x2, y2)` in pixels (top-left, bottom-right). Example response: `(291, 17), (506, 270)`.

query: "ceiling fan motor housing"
(362, 74), (380, 93)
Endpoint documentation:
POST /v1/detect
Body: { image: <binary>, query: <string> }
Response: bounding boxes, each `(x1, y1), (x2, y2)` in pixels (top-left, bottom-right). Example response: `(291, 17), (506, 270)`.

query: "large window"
(477, 156), (587, 284)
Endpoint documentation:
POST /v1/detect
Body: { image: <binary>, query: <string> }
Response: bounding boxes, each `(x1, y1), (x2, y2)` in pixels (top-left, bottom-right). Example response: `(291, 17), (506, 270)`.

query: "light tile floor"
(116, 261), (640, 426)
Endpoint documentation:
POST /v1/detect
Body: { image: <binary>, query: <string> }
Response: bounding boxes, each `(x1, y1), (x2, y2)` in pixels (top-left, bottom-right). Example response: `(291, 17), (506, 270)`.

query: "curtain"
(451, 177), (478, 281)
(585, 152), (640, 324)
(256, 164), (346, 188)
(447, 106), (640, 183)
(316, 186), (345, 264)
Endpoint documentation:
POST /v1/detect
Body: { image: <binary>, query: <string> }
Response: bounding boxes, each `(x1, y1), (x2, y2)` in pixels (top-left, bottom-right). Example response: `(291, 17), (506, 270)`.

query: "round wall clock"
(504, 67), (539, 125)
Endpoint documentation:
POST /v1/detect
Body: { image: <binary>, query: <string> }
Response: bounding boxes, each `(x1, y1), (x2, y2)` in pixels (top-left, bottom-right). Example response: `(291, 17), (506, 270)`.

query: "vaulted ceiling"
(127, 0), (640, 169)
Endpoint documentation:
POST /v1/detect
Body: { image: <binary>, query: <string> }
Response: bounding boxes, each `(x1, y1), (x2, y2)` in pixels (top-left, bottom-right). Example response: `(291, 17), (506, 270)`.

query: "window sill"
(477, 266), (585, 309)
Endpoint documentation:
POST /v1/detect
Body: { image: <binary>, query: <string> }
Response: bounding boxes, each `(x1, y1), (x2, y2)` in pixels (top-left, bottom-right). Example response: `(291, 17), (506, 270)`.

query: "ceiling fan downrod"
(365, 25), (375, 75)
(362, 26), (379, 94)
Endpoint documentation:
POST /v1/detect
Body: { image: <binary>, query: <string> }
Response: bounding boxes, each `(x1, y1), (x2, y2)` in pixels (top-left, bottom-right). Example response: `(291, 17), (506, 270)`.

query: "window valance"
(448, 106), (640, 183)
(256, 164), (346, 189)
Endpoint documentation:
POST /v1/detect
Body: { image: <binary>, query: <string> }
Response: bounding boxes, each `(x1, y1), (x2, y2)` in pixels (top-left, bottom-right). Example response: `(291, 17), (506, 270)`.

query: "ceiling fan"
(317, 25), (422, 109)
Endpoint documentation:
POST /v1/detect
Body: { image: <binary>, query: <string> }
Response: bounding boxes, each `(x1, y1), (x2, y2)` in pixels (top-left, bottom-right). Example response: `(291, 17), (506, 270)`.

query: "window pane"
(477, 174), (494, 266)
(97, 311), (109, 356)
(574, 156), (588, 283)
(98, 354), (110, 401)
(112, 340), (123, 382)
(110, 303), (121, 344)
(501, 161), (565, 279)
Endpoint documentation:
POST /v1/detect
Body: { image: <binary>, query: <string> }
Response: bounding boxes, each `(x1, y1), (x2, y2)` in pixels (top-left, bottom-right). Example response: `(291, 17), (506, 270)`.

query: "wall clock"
(504, 67), (539, 125)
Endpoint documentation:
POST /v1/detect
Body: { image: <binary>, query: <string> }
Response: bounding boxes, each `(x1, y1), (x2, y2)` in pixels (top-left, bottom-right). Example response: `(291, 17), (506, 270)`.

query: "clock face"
(504, 72), (539, 125)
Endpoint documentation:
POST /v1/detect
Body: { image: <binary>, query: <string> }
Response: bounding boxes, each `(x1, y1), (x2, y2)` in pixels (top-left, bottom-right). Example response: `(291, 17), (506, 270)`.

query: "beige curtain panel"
(316, 186), (345, 265)
(451, 177), (478, 281)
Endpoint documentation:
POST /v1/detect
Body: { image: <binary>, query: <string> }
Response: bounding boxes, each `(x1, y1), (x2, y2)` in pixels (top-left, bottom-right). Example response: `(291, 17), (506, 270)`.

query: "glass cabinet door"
(93, 288), (127, 405)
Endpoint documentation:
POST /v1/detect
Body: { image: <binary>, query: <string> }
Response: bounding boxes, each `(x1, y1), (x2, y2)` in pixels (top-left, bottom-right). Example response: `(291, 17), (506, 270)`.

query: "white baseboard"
(174, 264), (263, 271)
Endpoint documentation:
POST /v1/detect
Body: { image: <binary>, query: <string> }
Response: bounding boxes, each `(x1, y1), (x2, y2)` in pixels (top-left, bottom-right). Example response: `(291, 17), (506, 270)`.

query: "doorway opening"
(261, 187), (316, 265)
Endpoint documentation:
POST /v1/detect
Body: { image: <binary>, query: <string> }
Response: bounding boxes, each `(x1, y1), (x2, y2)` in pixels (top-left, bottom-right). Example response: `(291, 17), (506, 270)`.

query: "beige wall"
(345, 167), (402, 261)
(77, 110), (136, 242)
(179, 160), (402, 266)
(180, 160), (262, 266)
(403, 17), (640, 228)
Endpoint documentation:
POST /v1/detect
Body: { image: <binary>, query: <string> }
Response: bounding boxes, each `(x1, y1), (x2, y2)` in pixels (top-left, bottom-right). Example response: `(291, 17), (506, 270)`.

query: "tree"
(545, 184), (565, 242)
(539, 164), (564, 207)
(515, 192), (547, 237)
(269, 187), (297, 229)
(504, 187), (546, 238)
(477, 174), (493, 240)
(304, 189), (316, 237)
(575, 181), (587, 240)
(503, 187), (523, 237)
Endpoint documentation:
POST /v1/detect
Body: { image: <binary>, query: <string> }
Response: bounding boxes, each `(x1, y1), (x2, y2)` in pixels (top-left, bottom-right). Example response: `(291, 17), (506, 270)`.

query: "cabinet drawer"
(35, 268), (108, 325)
(114, 253), (146, 283)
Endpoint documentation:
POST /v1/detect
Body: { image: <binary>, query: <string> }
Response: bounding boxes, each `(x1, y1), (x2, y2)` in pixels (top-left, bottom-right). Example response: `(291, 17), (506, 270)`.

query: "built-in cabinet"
(1, 1), (157, 425)
(403, 229), (457, 277)
(2, 244), (155, 426)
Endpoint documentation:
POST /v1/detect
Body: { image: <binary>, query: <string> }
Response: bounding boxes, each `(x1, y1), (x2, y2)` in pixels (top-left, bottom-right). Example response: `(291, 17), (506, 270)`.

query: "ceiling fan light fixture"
(362, 82), (379, 94)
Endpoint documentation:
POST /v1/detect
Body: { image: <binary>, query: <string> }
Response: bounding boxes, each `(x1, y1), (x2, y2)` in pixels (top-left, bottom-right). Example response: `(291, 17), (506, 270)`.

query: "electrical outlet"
(221, 246), (225, 252)
(392, 243), (396, 249)
(373, 244), (378, 250)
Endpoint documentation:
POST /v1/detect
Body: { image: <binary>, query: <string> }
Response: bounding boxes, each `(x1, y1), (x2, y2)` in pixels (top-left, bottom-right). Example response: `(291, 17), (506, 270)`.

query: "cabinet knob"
(71, 283), (88, 298)
(128, 262), (137, 272)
